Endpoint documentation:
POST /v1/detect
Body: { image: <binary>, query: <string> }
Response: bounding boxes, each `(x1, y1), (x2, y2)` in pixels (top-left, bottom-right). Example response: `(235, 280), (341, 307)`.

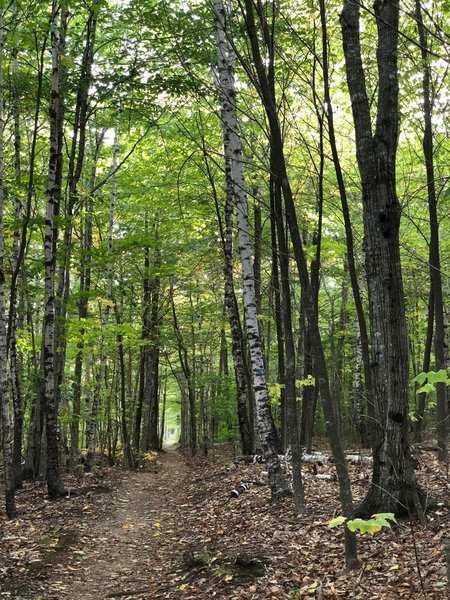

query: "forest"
(0, 0), (449, 598)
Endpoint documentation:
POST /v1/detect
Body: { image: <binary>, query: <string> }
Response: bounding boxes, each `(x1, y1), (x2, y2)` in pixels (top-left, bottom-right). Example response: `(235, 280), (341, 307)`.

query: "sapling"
(328, 512), (397, 535)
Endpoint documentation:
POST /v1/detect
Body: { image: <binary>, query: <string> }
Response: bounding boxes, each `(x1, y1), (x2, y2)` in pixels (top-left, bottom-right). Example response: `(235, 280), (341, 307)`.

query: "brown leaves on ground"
(0, 446), (449, 599)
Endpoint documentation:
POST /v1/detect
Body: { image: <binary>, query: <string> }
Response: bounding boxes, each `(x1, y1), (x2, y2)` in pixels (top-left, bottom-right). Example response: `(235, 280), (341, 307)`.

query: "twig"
(105, 590), (150, 598)
(409, 514), (426, 594)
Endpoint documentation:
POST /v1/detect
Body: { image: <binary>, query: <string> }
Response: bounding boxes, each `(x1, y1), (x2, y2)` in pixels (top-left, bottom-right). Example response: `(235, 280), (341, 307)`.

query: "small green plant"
(328, 513), (396, 535)
(412, 368), (450, 394)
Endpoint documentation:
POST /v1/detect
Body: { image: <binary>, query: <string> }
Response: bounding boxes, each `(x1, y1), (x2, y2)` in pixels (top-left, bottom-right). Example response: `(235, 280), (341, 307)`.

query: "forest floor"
(0, 445), (449, 600)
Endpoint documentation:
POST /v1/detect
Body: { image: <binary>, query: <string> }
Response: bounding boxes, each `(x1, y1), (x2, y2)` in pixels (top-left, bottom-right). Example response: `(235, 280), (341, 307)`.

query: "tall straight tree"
(415, 0), (448, 462)
(205, 146), (253, 455)
(239, 0), (358, 567)
(214, 0), (289, 498)
(341, 0), (426, 514)
(43, 0), (66, 498)
(0, 9), (17, 518)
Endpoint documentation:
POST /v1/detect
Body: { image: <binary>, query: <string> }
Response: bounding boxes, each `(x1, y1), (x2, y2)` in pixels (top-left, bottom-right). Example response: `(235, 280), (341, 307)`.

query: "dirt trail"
(56, 449), (193, 599)
(3, 446), (448, 599)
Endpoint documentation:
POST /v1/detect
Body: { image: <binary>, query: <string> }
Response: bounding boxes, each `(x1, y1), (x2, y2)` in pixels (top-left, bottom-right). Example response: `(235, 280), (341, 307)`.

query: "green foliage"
(412, 369), (450, 394)
(328, 513), (397, 536)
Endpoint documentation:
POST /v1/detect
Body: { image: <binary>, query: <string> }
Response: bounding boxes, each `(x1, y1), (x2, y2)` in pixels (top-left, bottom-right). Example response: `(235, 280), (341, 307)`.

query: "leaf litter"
(0, 446), (448, 599)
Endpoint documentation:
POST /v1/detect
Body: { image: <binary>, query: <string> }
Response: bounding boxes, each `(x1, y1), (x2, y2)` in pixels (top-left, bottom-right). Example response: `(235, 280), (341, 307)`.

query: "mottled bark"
(214, 0), (289, 498)
(205, 134), (253, 455)
(43, 0), (66, 498)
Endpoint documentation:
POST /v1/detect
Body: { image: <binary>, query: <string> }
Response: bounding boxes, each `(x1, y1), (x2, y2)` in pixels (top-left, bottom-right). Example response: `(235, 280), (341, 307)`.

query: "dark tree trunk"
(241, 0), (358, 567)
(415, 0), (448, 462)
(341, 0), (427, 515)
(0, 11), (17, 518)
(269, 189), (287, 452)
(319, 0), (374, 445)
(70, 130), (104, 469)
(205, 128), (253, 455)
(414, 285), (434, 442)
(171, 286), (197, 454)
(272, 171), (307, 514)
(54, 1), (99, 398)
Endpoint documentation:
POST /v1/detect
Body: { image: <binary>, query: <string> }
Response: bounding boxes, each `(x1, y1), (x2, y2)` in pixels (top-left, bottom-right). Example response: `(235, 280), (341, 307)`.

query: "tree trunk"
(0, 12), (17, 518)
(70, 129), (104, 469)
(171, 285), (197, 454)
(214, 0), (289, 498)
(414, 285), (434, 442)
(240, 0), (358, 566)
(319, 0), (374, 446)
(207, 143), (253, 455)
(54, 1), (99, 398)
(272, 172), (307, 514)
(43, 0), (66, 498)
(341, 0), (427, 515)
(415, 0), (448, 462)
(85, 126), (118, 471)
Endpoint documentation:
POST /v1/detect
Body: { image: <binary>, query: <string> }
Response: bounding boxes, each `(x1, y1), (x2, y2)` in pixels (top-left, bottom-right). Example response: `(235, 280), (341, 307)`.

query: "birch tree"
(214, 0), (290, 498)
(43, 0), (66, 498)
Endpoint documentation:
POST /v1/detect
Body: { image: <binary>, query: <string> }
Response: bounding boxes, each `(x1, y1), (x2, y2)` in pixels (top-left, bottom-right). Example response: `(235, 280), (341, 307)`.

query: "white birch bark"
(213, 0), (289, 497)
(43, 0), (65, 498)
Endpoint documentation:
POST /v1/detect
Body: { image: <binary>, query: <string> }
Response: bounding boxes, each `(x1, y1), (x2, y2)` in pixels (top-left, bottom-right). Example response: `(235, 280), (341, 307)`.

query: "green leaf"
(328, 516), (347, 528)
(427, 369), (448, 384)
(347, 518), (382, 535)
(372, 513), (396, 524)
(416, 382), (435, 394)
(412, 372), (427, 385)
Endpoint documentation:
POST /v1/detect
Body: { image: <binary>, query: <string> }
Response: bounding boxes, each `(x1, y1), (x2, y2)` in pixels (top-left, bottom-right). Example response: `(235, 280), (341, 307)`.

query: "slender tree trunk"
(0, 12), (17, 518)
(171, 286), (197, 454)
(10, 8), (47, 484)
(159, 368), (167, 449)
(415, 0), (448, 462)
(270, 192), (287, 452)
(54, 2), (99, 397)
(196, 280), (208, 456)
(114, 287), (134, 470)
(319, 0), (374, 445)
(414, 285), (434, 442)
(206, 145), (253, 455)
(70, 129), (104, 468)
(214, 0), (289, 498)
(85, 127), (118, 471)
(240, 0), (358, 566)
(272, 173), (307, 514)
(43, 0), (66, 498)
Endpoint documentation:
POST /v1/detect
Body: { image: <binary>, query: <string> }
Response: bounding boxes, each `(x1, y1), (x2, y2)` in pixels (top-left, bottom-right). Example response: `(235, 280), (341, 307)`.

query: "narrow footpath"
(61, 449), (190, 599)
